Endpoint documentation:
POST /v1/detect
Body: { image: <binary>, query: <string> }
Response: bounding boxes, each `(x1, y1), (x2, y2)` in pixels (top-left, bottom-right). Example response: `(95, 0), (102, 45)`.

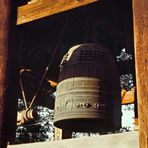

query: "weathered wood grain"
(133, 0), (148, 147)
(17, 0), (98, 25)
(0, 0), (19, 147)
(0, 2), (11, 147)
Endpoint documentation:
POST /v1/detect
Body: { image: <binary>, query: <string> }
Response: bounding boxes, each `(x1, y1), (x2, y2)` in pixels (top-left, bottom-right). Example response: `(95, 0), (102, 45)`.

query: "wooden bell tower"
(0, 0), (147, 147)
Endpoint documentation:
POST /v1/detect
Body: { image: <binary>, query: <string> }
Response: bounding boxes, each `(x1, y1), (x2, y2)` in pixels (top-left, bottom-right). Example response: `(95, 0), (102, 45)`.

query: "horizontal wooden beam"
(17, 0), (98, 25)
(8, 131), (139, 148)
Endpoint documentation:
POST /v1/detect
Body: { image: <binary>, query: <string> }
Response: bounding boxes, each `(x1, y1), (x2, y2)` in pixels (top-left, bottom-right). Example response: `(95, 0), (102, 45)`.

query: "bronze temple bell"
(54, 43), (121, 132)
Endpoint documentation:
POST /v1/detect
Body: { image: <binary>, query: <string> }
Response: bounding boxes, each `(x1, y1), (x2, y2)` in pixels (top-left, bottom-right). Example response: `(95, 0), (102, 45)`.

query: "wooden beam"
(8, 132), (139, 148)
(133, 0), (148, 147)
(0, 0), (19, 147)
(17, 0), (98, 25)
(121, 88), (135, 104)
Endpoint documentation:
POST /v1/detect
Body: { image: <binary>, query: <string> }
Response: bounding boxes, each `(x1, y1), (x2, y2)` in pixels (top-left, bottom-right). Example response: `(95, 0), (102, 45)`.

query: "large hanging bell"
(54, 43), (121, 132)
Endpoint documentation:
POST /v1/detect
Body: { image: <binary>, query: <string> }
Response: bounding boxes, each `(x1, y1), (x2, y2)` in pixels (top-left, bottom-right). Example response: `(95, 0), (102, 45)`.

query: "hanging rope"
(28, 16), (68, 109)
(20, 69), (32, 109)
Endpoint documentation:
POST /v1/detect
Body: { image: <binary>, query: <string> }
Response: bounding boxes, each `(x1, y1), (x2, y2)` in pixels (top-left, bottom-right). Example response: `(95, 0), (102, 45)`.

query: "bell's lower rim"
(54, 118), (121, 133)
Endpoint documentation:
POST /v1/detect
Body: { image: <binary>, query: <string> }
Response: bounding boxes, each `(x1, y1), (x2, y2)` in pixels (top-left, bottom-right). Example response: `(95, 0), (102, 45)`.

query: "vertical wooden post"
(0, 0), (19, 147)
(133, 0), (148, 147)
(55, 127), (72, 140)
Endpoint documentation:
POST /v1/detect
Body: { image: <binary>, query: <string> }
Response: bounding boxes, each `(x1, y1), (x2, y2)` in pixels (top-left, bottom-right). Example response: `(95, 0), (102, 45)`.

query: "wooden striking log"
(0, 0), (19, 147)
(17, 0), (98, 25)
(133, 0), (148, 147)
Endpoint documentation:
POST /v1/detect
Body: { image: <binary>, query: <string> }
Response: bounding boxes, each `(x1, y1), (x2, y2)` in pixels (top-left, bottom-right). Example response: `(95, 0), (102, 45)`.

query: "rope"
(20, 69), (32, 109)
(28, 16), (68, 109)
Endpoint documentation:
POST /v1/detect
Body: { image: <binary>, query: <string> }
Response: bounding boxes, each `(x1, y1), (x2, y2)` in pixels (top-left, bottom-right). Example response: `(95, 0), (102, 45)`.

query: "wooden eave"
(17, 0), (98, 25)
